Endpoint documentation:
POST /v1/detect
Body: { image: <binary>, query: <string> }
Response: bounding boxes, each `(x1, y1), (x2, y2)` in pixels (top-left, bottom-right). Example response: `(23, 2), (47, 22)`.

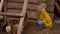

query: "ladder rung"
(0, 12), (23, 17)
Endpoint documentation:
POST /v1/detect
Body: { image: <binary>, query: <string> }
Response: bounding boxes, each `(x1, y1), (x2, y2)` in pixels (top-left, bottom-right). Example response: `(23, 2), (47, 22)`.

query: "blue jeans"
(38, 20), (46, 29)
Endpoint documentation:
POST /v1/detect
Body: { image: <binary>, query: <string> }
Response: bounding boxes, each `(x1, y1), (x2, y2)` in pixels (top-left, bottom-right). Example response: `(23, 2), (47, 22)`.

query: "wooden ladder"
(0, 0), (4, 19)
(17, 0), (28, 34)
(0, 0), (28, 34)
(0, 0), (4, 12)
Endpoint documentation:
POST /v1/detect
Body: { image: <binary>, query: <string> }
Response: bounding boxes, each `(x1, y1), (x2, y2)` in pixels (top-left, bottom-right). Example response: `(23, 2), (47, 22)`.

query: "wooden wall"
(4, 0), (54, 23)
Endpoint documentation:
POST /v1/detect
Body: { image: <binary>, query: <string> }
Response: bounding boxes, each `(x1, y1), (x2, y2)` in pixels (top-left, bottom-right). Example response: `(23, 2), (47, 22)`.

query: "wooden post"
(17, 0), (28, 34)
(54, 1), (60, 12)
(0, 0), (4, 12)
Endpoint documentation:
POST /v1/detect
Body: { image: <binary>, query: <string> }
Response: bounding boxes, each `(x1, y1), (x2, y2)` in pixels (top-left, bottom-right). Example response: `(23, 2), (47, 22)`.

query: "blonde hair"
(38, 3), (47, 8)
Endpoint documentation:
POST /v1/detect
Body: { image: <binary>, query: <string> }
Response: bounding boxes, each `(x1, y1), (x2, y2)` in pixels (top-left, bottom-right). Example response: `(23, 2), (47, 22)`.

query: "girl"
(37, 3), (52, 30)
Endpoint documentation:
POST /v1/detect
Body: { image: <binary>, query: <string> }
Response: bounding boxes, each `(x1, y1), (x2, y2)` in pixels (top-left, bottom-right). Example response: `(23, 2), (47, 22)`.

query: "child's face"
(37, 5), (45, 13)
(37, 5), (42, 13)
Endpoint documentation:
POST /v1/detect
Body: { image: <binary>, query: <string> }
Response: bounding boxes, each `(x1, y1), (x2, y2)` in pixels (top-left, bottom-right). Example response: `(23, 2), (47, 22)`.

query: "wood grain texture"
(5, 12), (54, 21)
(6, 16), (20, 21)
(7, 9), (22, 13)
(27, 11), (38, 20)
(54, 15), (60, 20)
(1, 12), (23, 17)
(7, 2), (23, 10)
(48, 13), (54, 20)
(46, 0), (54, 5)
(46, 5), (54, 12)
(0, 0), (4, 12)
(8, 0), (39, 4)
(7, 2), (37, 11)
(27, 11), (54, 20)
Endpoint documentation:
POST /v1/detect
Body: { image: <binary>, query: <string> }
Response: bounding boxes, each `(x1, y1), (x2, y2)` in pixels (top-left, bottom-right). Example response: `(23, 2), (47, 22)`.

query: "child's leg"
(38, 20), (46, 29)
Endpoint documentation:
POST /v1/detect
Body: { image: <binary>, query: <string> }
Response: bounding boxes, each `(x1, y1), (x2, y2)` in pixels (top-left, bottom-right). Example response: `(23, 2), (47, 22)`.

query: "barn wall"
(4, 0), (54, 23)
(0, 0), (55, 34)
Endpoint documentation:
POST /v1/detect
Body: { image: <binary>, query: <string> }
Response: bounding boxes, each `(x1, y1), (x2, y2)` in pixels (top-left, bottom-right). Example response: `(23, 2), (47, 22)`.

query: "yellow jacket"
(39, 9), (52, 29)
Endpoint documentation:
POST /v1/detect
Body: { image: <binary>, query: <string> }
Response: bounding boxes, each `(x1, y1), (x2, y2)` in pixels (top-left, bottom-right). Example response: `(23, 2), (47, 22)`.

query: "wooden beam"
(17, 0), (28, 34)
(7, 2), (37, 11)
(54, 1), (60, 11)
(8, 0), (39, 4)
(0, 12), (23, 17)
(0, 0), (4, 12)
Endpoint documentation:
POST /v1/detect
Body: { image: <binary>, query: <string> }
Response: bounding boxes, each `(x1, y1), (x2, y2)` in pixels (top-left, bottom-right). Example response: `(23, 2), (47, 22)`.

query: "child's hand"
(38, 20), (43, 24)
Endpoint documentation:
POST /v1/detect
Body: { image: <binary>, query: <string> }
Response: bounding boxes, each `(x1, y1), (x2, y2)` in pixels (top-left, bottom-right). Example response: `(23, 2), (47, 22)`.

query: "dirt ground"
(0, 22), (60, 34)
(22, 22), (60, 34)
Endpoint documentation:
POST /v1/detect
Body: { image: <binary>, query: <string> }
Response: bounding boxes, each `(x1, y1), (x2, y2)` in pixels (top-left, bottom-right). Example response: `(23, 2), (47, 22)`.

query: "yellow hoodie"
(39, 9), (52, 29)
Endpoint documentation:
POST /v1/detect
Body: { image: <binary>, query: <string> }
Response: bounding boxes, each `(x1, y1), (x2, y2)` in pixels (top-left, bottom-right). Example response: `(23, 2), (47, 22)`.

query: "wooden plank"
(7, 9), (22, 13)
(1, 12), (23, 17)
(27, 11), (54, 20)
(17, 0), (28, 34)
(46, 0), (54, 5)
(3, 11), (37, 21)
(7, 9), (37, 13)
(3, 11), (54, 22)
(54, 1), (60, 14)
(3, 12), (54, 24)
(46, 5), (54, 12)
(59, 0), (60, 5)
(7, 17), (20, 21)
(7, 2), (37, 11)
(8, 0), (39, 4)
(0, 0), (4, 20)
(48, 13), (54, 20)
(0, 0), (4, 12)
(27, 11), (38, 20)
(54, 15), (60, 24)
(27, 4), (37, 11)
(27, 19), (37, 23)
(3, 0), (8, 25)
(7, 2), (23, 10)
(54, 15), (60, 20)
(40, 0), (46, 3)
(54, 20), (60, 24)
(6, 16), (20, 23)
(41, 0), (46, 2)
